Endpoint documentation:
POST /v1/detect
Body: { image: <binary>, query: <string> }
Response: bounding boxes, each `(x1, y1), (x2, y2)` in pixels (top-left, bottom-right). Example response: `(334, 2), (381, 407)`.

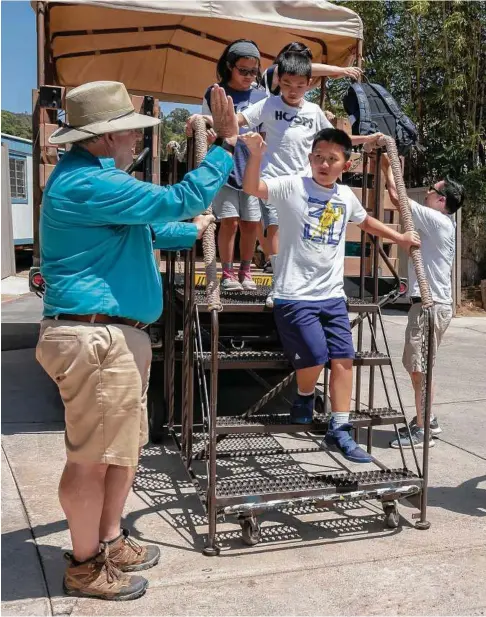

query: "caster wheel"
(415, 521), (431, 530)
(239, 516), (261, 546)
(383, 502), (400, 529)
(203, 545), (221, 556)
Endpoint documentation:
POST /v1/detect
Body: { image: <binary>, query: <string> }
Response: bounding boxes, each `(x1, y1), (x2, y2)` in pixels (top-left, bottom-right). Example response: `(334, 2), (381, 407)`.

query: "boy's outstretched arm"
(358, 215), (420, 254)
(241, 132), (269, 200)
(350, 133), (385, 147)
(311, 64), (363, 80)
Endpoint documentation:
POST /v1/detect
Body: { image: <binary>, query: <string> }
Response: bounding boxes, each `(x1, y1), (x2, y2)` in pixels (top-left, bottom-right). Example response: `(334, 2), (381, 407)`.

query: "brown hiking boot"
(63, 545), (148, 601)
(106, 529), (160, 572)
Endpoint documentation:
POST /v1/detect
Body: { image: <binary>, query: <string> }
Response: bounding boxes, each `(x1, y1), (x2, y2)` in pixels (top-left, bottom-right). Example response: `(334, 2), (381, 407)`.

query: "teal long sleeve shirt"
(40, 144), (232, 323)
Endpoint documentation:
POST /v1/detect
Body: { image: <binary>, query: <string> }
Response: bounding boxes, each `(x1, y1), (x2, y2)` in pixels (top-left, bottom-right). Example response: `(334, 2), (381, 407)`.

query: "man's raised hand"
(210, 84), (238, 146)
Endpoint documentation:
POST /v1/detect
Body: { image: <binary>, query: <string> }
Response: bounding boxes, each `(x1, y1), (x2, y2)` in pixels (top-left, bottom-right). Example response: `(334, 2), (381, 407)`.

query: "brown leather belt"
(47, 313), (149, 330)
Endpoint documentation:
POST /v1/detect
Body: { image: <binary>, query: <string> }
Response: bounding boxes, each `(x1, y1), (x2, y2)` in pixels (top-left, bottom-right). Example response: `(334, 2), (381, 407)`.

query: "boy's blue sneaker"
(290, 395), (314, 424)
(322, 418), (372, 463)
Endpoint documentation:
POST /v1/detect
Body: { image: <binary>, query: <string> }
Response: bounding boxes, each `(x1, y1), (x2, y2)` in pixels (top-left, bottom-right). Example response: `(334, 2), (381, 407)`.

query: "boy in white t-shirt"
(237, 51), (383, 307)
(241, 128), (420, 463)
(383, 156), (465, 449)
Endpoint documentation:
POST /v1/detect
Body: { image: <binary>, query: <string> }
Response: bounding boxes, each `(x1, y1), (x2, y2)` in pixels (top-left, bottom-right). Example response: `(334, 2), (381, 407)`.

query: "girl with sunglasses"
(200, 39), (267, 291)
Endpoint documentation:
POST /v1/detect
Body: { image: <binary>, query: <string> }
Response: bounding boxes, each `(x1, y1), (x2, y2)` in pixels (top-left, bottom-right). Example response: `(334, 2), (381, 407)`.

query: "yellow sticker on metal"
(195, 273), (273, 287)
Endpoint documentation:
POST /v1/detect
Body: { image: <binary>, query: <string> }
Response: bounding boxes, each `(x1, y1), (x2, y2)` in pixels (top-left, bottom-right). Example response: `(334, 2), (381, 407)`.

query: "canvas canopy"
(37, 0), (363, 104)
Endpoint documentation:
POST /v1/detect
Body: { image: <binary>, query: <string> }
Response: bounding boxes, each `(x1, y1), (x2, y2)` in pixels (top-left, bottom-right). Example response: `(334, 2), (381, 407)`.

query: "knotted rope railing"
(191, 117), (222, 312)
(374, 135), (433, 308)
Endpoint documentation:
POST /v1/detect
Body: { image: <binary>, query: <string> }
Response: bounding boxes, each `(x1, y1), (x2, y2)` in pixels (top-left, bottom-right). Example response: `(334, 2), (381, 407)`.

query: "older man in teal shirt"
(36, 81), (237, 601)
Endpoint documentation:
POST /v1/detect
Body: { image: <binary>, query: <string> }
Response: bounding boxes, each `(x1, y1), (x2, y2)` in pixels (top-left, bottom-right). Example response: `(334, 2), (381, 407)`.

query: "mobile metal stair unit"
(33, 0), (435, 555)
(165, 125), (435, 555)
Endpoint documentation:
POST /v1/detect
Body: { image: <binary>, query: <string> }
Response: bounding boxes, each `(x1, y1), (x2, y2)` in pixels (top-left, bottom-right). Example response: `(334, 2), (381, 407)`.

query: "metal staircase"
(154, 147), (433, 556)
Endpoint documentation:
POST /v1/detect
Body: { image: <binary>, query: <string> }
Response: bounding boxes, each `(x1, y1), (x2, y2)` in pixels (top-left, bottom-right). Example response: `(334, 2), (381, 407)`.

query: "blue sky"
(1, 1), (200, 115)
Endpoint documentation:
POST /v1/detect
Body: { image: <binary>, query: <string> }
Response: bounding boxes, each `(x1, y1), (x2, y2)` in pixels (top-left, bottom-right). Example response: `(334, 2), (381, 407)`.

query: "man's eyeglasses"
(429, 185), (446, 197)
(233, 66), (259, 77)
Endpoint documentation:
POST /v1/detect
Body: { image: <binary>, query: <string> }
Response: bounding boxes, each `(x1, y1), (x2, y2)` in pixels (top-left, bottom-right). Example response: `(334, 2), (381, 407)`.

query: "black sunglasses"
(429, 185), (446, 197)
(232, 65), (259, 77)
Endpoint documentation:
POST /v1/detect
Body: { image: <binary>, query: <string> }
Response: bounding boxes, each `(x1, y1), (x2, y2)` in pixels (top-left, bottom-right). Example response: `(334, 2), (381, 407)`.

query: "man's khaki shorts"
(36, 320), (152, 467)
(402, 302), (453, 373)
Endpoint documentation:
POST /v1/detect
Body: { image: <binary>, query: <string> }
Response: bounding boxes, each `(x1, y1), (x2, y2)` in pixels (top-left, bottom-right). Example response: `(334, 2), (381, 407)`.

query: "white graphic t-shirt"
(241, 95), (332, 178)
(408, 200), (455, 304)
(265, 176), (368, 301)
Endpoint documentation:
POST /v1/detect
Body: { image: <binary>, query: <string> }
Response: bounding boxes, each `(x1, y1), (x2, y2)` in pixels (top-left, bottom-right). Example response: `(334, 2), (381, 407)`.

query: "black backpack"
(343, 82), (420, 156)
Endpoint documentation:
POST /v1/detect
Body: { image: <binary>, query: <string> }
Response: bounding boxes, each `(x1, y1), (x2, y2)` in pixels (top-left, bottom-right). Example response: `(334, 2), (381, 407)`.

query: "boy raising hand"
(241, 129), (420, 463)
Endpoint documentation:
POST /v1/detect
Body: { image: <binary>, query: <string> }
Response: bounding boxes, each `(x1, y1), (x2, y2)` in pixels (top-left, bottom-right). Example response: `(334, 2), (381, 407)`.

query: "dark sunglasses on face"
(429, 185), (446, 197)
(232, 65), (259, 77)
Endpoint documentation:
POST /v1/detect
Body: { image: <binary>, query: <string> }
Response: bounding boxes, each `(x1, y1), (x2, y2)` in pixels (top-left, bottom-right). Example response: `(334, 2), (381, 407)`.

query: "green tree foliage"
(159, 107), (191, 159)
(1, 110), (32, 139)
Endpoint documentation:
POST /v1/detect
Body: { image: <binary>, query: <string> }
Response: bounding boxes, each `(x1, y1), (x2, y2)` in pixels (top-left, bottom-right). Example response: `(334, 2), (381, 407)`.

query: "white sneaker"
(221, 274), (243, 292)
(265, 290), (274, 308)
(238, 269), (257, 291)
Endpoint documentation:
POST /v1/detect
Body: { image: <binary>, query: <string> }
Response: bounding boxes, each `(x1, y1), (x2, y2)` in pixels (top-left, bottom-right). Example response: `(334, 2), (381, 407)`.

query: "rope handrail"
(191, 118), (222, 312)
(373, 136), (433, 308)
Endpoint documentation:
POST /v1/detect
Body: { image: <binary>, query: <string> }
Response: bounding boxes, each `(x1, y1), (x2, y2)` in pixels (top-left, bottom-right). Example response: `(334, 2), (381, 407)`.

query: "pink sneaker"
(238, 269), (257, 291)
(221, 270), (243, 291)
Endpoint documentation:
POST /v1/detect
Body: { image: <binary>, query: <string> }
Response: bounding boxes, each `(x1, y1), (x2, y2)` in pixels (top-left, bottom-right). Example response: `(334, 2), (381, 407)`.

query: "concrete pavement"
(1, 299), (485, 616)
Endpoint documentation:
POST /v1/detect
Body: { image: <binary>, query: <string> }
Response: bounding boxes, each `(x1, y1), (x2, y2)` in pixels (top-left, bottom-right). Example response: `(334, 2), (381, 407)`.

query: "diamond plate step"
(195, 350), (390, 369)
(216, 408), (403, 434)
(346, 297), (381, 313)
(191, 434), (321, 460)
(175, 287), (380, 314)
(330, 351), (391, 367)
(215, 468), (421, 506)
(175, 286), (270, 313)
(199, 350), (289, 370)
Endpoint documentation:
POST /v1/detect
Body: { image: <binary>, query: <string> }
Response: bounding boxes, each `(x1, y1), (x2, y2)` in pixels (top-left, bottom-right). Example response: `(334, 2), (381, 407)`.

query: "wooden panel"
(351, 187), (396, 212)
(39, 164), (56, 190)
(378, 257), (398, 277)
(131, 95), (145, 113)
(346, 152), (379, 176)
(334, 117), (352, 134)
(345, 256), (370, 277)
(346, 223), (400, 243)
(386, 244), (398, 259)
(345, 223), (365, 243)
(345, 152), (404, 178)
(40, 124), (60, 148)
(344, 256), (398, 278)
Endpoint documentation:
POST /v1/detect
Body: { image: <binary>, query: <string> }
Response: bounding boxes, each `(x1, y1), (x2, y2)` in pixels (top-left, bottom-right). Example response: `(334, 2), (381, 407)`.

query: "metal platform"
(175, 285), (382, 314)
(193, 350), (391, 370)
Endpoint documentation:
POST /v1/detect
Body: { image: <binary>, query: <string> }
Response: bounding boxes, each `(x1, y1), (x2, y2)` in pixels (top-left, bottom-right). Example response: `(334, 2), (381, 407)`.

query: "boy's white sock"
(331, 411), (350, 428)
(297, 389), (314, 397)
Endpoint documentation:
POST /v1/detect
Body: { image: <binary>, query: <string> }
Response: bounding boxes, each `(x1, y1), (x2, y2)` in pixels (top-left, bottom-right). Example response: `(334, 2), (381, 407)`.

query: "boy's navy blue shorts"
(273, 297), (355, 369)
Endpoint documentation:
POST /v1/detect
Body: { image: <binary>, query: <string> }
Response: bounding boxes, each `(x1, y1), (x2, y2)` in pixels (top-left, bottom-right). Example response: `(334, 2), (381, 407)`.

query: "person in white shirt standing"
(383, 156), (465, 449)
(238, 50), (383, 307)
(242, 128), (420, 463)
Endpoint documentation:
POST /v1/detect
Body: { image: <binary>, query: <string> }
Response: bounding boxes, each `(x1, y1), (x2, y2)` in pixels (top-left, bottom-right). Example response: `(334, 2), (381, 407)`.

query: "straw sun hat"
(49, 81), (161, 146)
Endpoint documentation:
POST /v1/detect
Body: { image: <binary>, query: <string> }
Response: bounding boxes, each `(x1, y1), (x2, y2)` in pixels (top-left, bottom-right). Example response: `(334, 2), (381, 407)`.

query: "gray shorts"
(402, 302), (453, 373)
(212, 185), (261, 222)
(261, 201), (279, 229)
